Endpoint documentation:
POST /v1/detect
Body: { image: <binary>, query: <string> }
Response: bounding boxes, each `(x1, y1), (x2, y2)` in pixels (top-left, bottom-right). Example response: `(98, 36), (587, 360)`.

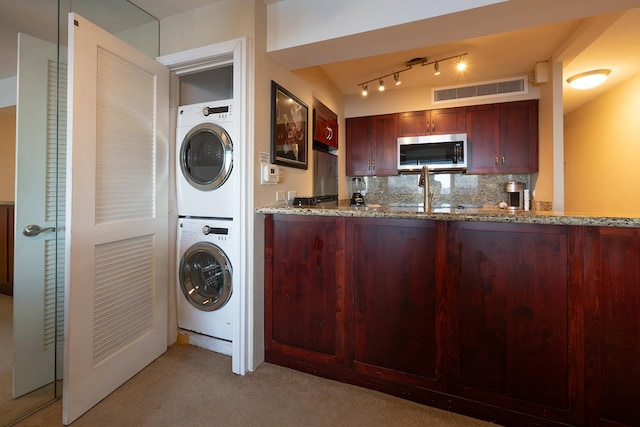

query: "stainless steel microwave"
(397, 133), (467, 172)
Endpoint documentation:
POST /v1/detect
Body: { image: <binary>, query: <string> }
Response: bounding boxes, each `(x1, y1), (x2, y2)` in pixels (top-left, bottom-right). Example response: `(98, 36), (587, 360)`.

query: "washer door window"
(180, 123), (233, 191)
(179, 242), (232, 311)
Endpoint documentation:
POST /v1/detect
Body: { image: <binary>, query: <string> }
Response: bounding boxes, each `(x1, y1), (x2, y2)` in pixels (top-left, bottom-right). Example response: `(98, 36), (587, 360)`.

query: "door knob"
(22, 224), (56, 237)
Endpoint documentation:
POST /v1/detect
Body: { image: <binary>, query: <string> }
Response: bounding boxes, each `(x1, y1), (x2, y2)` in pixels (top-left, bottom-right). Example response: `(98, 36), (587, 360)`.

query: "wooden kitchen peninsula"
(259, 205), (640, 427)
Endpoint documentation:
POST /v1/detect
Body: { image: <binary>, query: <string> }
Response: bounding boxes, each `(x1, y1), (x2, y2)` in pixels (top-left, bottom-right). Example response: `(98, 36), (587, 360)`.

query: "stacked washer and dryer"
(175, 100), (239, 355)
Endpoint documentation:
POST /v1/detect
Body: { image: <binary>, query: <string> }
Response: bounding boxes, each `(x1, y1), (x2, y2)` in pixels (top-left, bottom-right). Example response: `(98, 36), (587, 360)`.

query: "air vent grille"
(432, 76), (528, 104)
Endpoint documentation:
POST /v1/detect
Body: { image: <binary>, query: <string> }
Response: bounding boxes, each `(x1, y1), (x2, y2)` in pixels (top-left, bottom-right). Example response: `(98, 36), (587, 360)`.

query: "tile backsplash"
(347, 173), (532, 208)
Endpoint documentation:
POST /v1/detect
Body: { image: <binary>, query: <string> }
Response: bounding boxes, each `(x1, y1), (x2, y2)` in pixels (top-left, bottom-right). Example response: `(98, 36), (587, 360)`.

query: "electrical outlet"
(287, 191), (296, 201)
(276, 191), (286, 201)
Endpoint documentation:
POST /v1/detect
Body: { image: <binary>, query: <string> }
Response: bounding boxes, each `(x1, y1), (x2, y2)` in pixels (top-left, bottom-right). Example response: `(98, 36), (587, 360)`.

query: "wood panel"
(371, 114), (397, 176)
(500, 100), (538, 173)
(584, 226), (640, 427)
(345, 117), (371, 176)
(466, 104), (499, 173)
(347, 218), (437, 384)
(265, 214), (344, 361)
(452, 222), (570, 411)
(0, 204), (14, 296)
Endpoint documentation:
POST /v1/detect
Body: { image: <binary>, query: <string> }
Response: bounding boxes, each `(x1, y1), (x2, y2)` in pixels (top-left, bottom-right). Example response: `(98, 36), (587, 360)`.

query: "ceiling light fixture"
(457, 57), (467, 71)
(357, 52), (467, 96)
(566, 69), (611, 90)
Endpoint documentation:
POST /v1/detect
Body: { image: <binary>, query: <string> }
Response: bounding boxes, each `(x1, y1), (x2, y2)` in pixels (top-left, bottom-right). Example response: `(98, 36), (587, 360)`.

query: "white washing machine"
(177, 217), (237, 342)
(176, 100), (238, 218)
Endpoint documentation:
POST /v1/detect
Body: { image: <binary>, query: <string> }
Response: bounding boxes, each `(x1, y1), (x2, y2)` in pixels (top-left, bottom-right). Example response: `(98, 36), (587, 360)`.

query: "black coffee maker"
(350, 177), (366, 206)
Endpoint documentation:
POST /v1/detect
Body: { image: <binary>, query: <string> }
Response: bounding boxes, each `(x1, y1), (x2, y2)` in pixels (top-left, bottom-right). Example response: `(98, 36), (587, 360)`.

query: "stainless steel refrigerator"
(313, 148), (338, 207)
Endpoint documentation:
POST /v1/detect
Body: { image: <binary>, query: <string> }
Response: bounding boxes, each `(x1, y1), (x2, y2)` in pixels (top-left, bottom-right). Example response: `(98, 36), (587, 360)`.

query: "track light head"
(394, 72), (401, 86)
(378, 79), (385, 91)
(457, 57), (466, 71)
(434, 62), (440, 76)
(361, 83), (368, 96)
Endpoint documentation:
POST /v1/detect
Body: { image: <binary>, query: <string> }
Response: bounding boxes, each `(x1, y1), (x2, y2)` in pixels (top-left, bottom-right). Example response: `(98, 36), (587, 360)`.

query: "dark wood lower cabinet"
(348, 218), (438, 386)
(584, 227), (640, 427)
(264, 214), (640, 427)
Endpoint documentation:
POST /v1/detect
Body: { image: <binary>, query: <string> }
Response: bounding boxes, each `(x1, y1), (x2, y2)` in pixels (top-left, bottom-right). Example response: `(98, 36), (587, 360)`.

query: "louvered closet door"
(13, 33), (66, 398)
(63, 14), (169, 425)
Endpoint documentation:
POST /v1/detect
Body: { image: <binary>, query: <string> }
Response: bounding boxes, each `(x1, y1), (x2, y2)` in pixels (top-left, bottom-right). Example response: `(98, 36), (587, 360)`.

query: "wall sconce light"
(566, 69), (611, 90)
(357, 52), (467, 96)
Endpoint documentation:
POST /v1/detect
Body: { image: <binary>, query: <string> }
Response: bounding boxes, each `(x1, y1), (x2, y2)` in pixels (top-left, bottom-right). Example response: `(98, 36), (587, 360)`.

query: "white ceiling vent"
(432, 76), (528, 104)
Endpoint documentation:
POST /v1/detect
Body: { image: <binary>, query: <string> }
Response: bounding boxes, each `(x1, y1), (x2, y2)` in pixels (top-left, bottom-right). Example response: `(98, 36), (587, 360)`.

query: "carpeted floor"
(13, 342), (499, 427)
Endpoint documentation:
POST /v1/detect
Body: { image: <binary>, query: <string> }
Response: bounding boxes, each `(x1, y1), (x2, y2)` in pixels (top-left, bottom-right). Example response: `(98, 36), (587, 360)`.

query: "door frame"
(157, 38), (254, 375)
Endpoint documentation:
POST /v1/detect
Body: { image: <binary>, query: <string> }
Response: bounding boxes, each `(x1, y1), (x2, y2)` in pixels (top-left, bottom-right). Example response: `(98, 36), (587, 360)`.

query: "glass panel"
(2, 1), (158, 425)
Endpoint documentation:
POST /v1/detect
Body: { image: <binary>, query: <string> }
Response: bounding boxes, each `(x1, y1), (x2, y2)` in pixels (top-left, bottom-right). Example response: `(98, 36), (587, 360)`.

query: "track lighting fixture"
(357, 52), (467, 96)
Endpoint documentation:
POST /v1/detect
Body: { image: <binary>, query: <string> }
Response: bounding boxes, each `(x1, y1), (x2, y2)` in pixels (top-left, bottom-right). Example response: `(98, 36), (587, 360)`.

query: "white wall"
(159, 0), (347, 371)
(0, 77), (17, 108)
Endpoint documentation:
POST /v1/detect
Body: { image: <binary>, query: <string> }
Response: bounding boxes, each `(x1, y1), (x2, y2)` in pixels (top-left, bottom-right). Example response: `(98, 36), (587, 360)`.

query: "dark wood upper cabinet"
(346, 114), (397, 176)
(313, 99), (338, 149)
(397, 107), (466, 137)
(466, 100), (538, 174)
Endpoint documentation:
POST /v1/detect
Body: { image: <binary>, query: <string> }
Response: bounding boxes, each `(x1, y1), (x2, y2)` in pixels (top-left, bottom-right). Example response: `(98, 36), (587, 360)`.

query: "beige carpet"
(14, 342), (499, 427)
(1, 294), (57, 427)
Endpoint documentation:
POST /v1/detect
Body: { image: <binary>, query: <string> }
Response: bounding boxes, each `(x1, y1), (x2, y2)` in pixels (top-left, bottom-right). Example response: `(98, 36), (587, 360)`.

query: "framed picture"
(271, 81), (308, 169)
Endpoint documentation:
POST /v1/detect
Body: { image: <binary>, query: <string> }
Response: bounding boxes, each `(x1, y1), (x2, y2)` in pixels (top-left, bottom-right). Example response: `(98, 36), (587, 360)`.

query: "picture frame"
(270, 81), (308, 169)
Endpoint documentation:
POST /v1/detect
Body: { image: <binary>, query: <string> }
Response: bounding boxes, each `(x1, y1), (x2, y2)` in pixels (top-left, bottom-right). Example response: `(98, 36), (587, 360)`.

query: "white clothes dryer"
(177, 217), (237, 342)
(176, 100), (238, 218)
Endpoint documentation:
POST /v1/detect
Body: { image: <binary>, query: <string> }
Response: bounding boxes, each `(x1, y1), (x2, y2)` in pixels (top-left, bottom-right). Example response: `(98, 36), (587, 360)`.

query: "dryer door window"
(179, 242), (232, 311)
(180, 123), (233, 191)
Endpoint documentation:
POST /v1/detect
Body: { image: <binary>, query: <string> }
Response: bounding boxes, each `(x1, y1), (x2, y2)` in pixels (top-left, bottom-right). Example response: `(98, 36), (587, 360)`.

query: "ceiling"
(1, 0), (639, 114)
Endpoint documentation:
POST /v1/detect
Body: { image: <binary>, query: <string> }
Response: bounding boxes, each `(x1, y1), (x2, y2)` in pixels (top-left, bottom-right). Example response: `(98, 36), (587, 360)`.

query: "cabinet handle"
(367, 160), (371, 171)
(495, 155), (499, 166)
(431, 120), (435, 132)
(502, 155), (505, 165)
(372, 160), (375, 171)
(326, 127), (333, 140)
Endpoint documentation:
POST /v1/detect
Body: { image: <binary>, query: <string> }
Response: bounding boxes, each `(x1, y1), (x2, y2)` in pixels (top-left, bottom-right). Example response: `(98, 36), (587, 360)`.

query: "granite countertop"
(256, 204), (640, 228)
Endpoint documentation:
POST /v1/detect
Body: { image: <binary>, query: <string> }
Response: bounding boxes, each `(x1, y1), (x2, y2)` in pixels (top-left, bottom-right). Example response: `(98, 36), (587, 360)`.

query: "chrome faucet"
(418, 165), (433, 212)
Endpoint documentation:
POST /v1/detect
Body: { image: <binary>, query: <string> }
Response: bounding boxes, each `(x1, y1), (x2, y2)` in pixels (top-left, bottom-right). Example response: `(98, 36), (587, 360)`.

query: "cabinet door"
(314, 109), (339, 149)
(466, 104), (500, 173)
(500, 100), (538, 173)
(583, 227), (640, 427)
(346, 117), (372, 176)
(430, 107), (466, 134)
(265, 215), (343, 361)
(326, 117), (338, 148)
(452, 222), (569, 412)
(397, 110), (429, 137)
(371, 114), (398, 176)
(348, 218), (437, 384)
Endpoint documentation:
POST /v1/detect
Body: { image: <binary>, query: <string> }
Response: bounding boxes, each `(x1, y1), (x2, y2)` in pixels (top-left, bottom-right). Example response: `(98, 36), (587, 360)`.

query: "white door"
(13, 32), (66, 398)
(63, 13), (169, 425)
